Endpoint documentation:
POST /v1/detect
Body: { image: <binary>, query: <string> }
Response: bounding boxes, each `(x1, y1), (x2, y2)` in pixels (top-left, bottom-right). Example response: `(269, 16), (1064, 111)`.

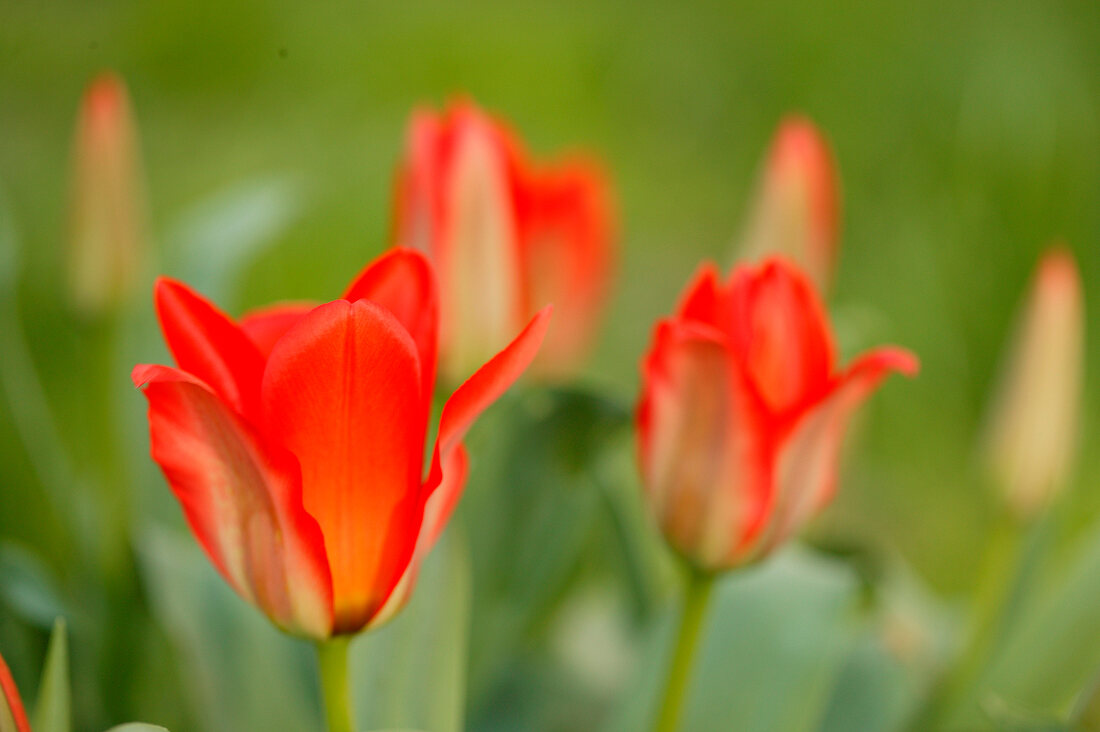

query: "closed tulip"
(68, 72), (147, 315)
(637, 257), (917, 572)
(0, 650), (29, 732)
(985, 247), (1083, 519)
(392, 100), (614, 380)
(737, 118), (839, 291)
(133, 248), (550, 638)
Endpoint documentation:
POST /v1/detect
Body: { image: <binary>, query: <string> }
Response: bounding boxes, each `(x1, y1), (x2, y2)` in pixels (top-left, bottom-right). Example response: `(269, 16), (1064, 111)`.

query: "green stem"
(910, 510), (1026, 729)
(316, 637), (355, 732)
(654, 567), (715, 732)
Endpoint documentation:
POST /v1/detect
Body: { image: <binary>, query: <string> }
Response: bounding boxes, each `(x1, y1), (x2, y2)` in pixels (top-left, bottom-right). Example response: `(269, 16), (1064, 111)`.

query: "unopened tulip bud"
(0, 649), (30, 732)
(636, 258), (917, 571)
(68, 72), (147, 316)
(737, 118), (839, 292)
(985, 247), (1083, 519)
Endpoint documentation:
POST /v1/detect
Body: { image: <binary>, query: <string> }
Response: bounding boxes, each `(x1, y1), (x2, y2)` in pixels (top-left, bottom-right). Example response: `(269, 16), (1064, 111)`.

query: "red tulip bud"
(738, 118), (840, 292)
(985, 247), (1083, 519)
(68, 72), (147, 315)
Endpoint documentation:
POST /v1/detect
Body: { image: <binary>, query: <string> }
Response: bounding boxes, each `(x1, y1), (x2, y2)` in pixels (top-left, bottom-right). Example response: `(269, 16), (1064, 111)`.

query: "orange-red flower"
(133, 249), (550, 638)
(391, 100), (614, 380)
(0, 650), (30, 732)
(738, 117), (839, 291)
(636, 257), (917, 571)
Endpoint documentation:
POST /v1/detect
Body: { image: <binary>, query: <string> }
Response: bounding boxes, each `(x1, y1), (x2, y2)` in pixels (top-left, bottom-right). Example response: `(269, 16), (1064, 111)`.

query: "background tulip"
(984, 246), (1083, 520)
(637, 257), (917, 572)
(67, 73), (147, 316)
(0, 650), (30, 732)
(133, 248), (550, 639)
(736, 118), (839, 292)
(392, 100), (613, 381)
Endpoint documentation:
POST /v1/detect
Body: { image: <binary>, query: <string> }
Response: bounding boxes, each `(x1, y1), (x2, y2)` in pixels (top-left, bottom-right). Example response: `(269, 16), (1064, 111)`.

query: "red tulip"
(68, 72), (147, 315)
(133, 249), (550, 638)
(738, 118), (839, 292)
(636, 257), (917, 571)
(392, 100), (614, 380)
(0, 650), (30, 732)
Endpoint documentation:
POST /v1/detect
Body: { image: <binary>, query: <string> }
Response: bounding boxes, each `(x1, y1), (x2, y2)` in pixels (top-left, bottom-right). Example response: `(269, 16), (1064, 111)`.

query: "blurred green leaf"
(351, 530), (470, 732)
(135, 526), (320, 732)
(166, 177), (305, 305)
(465, 387), (631, 699)
(604, 548), (861, 732)
(32, 619), (70, 732)
(0, 543), (71, 630)
(819, 565), (958, 732)
(978, 521), (1100, 719)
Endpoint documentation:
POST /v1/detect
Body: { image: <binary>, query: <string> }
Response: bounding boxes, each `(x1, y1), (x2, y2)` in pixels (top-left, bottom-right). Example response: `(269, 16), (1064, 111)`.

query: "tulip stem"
(654, 566), (715, 732)
(316, 637), (355, 732)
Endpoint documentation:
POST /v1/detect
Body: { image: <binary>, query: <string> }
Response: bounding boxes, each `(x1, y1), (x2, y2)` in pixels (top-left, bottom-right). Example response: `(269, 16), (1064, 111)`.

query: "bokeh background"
(1, 1), (1100, 731)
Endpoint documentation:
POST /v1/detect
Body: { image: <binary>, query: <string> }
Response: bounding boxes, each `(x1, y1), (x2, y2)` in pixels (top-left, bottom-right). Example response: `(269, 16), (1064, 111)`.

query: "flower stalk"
(654, 566), (715, 732)
(316, 637), (354, 732)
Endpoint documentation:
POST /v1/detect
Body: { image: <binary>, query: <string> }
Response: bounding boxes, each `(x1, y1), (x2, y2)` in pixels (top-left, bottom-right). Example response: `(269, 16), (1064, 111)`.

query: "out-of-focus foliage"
(1, 1), (1100, 731)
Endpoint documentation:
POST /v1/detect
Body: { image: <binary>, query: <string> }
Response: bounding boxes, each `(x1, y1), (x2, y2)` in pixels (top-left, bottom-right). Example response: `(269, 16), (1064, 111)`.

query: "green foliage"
(32, 620), (69, 732)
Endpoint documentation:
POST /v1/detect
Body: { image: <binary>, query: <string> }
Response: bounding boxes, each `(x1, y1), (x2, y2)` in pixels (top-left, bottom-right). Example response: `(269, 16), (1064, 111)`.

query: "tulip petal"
(154, 277), (265, 419)
(768, 346), (918, 549)
(132, 363), (333, 638)
(515, 161), (614, 373)
(729, 259), (834, 415)
(344, 248), (439, 405)
(240, 302), (317, 358)
(424, 306), (551, 496)
(438, 105), (526, 377)
(262, 300), (424, 633)
(677, 262), (729, 330)
(367, 443), (469, 631)
(0, 650), (29, 732)
(637, 320), (772, 569)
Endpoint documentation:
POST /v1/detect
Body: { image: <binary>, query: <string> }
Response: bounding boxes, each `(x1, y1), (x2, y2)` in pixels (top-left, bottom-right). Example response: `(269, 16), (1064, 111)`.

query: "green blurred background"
(1, 1), (1100, 730)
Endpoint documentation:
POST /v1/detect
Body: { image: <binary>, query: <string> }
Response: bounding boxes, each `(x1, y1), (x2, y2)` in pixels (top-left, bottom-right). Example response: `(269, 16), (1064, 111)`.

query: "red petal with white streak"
(132, 363), (333, 638)
(768, 347), (919, 550)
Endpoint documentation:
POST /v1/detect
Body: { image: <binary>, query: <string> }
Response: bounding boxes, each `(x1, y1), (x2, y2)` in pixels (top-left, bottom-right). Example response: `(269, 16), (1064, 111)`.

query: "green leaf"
(0, 543), (71, 630)
(979, 522), (1100, 719)
(818, 566), (958, 732)
(604, 548), (862, 732)
(166, 177), (304, 306)
(32, 619), (70, 732)
(135, 526), (320, 732)
(350, 529), (471, 732)
(465, 387), (632, 699)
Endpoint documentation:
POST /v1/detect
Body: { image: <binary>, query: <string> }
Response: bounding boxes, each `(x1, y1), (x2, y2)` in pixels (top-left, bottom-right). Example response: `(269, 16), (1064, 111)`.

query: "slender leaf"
(351, 530), (471, 732)
(32, 619), (70, 732)
(135, 526), (320, 732)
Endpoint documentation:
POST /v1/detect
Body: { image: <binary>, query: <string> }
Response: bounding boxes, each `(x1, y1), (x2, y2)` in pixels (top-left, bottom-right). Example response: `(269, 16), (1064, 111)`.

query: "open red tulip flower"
(637, 257), (918, 572)
(392, 100), (614, 380)
(1, 650), (30, 732)
(133, 249), (550, 638)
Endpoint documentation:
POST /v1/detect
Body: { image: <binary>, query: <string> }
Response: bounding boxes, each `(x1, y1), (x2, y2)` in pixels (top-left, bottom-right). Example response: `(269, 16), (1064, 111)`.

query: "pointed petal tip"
(1037, 245), (1081, 296)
